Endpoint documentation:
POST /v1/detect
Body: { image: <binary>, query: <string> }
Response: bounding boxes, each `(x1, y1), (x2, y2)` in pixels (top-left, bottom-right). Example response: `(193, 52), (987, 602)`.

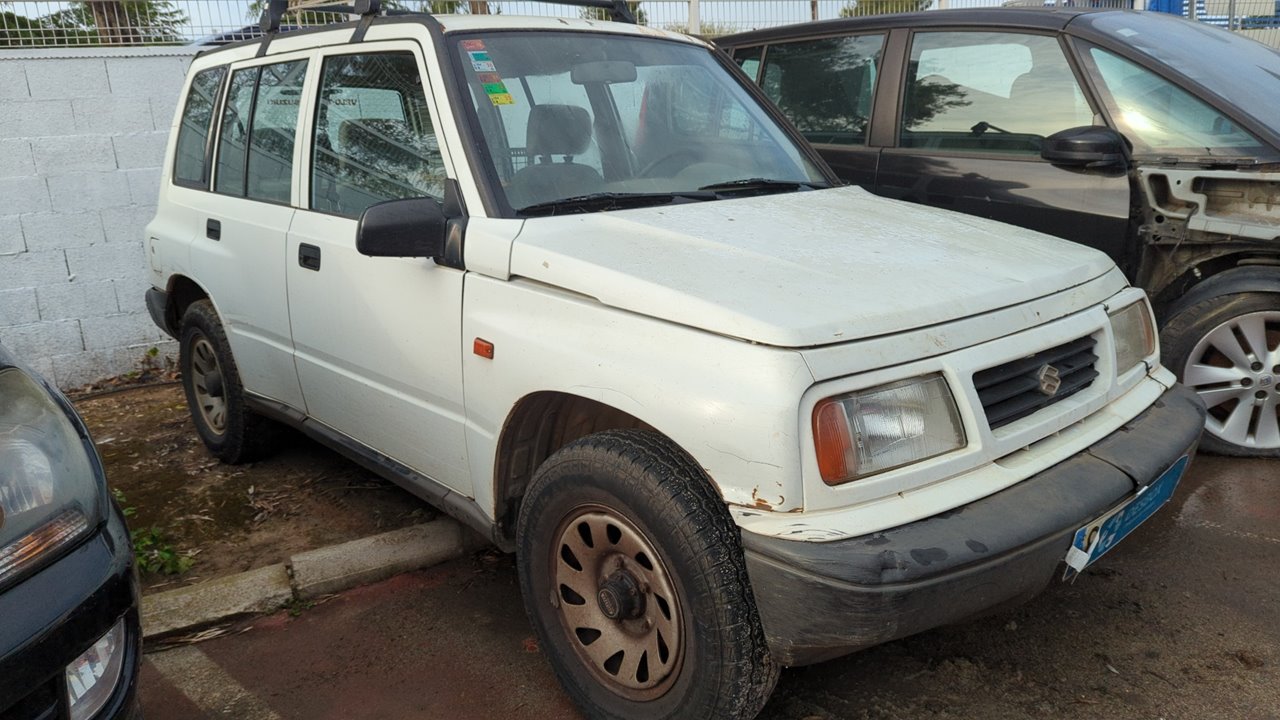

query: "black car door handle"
(206, 219), (221, 241)
(298, 243), (321, 271)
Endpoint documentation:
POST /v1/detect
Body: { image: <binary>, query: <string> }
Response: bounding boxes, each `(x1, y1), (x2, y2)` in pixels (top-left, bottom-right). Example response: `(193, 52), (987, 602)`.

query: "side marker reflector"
(474, 338), (495, 359)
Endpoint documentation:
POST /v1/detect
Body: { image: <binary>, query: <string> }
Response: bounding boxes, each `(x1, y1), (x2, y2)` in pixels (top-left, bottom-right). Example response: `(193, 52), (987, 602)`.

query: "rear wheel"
(1161, 292), (1280, 457)
(516, 429), (777, 720)
(179, 300), (279, 464)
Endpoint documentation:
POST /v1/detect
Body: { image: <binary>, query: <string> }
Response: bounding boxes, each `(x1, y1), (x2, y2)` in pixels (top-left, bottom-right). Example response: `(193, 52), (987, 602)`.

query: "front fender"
(461, 274), (816, 521)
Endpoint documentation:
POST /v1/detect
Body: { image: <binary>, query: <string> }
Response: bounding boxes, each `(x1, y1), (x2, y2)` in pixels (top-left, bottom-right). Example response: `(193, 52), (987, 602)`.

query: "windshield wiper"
(516, 191), (714, 217)
(697, 178), (830, 194)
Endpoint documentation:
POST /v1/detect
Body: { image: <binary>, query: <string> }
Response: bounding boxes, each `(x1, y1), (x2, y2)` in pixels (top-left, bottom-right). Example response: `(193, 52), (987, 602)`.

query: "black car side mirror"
(356, 197), (448, 260)
(1041, 126), (1128, 169)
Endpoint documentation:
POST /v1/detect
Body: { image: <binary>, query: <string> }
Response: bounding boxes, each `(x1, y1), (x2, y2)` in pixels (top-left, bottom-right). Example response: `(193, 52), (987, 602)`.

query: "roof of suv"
(717, 7), (1111, 46)
(197, 13), (701, 59)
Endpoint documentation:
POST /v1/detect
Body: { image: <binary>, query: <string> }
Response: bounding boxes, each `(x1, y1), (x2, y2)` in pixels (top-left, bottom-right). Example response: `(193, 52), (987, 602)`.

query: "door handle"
(206, 219), (221, 241)
(298, 243), (321, 271)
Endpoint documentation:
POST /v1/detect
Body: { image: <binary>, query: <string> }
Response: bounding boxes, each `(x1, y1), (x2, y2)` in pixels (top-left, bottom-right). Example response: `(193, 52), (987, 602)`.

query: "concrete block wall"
(0, 48), (196, 388)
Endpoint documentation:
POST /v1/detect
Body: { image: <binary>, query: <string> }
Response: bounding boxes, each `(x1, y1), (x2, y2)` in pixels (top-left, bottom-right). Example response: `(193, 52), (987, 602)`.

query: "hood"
(508, 186), (1117, 348)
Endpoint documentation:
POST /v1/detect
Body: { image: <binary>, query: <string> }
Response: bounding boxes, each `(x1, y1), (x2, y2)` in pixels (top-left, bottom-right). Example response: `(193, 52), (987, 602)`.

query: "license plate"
(1063, 455), (1189, 579)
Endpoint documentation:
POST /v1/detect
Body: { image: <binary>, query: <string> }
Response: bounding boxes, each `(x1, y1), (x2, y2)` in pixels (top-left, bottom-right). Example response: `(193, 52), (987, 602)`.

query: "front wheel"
(1161, 292), (1280, 457)
(516, 430), (777, 720)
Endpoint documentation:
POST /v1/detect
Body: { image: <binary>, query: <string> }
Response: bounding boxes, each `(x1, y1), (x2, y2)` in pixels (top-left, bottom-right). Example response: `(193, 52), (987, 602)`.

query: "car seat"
(508, 104), (603, 208)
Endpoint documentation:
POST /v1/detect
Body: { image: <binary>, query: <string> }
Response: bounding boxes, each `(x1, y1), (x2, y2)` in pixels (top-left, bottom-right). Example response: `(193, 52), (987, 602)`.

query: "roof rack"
(259, 0), (636, 35)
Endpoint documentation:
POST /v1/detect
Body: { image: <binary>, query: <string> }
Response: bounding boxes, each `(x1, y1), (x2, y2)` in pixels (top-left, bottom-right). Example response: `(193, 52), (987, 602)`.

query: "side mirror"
(1041, 126), (1128, 169)
(356, 197), (447, 259)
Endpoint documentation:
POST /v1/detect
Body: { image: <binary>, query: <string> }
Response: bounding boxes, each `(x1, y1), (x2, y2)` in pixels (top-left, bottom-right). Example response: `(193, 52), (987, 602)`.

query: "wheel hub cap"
(189, 335), (228, 435)
(1182, 310), (1280, 449)
(597, 570), (645, 620)
(551, 507), (683, 700)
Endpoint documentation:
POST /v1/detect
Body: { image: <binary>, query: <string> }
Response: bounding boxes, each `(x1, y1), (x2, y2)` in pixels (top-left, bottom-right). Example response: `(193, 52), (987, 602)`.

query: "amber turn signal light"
(812, 399), (855, 484)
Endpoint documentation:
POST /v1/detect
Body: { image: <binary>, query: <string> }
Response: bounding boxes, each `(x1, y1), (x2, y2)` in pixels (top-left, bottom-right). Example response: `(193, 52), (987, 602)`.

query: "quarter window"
(311, 52), (445, 218)
(1085, 47), (1266, 156)
(900, 32), (1093, 154)
(759, 34), (885, 146)
(174, 66), (226, 187)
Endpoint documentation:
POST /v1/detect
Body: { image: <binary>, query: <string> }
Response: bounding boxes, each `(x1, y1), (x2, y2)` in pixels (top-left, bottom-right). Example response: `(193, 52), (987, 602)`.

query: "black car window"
(174, 66), (226, 188)
(246, 60), (308, 204)
(758, 34), (885, 146)
(900, 32), (1093, 155)
(733, 45), (763, 83)
(1083, 46), (1268, 158)
(311, 52), (445, 218)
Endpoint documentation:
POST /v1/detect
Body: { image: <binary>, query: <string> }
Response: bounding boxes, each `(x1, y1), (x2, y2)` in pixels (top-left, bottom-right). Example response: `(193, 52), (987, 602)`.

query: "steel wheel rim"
(189, 335), (228, 435)
(1182, 310), (1280, 449)
(550, 505), (683, 701)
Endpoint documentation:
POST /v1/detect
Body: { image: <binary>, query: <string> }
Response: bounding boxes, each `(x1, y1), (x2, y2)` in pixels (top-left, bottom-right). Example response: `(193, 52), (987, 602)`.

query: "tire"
(178, 299), (279, 464)
(516, 429), (778, 720)
(1160, 291), (1280, 457)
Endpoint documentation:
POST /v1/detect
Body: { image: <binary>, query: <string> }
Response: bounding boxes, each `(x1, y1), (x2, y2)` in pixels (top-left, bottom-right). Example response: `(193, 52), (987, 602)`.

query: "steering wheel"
(638, 147), (702, 179)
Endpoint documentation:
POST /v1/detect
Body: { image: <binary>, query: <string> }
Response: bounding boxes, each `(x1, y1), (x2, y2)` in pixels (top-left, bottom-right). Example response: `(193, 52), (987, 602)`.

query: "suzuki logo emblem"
(1037, 364), (1062, 397)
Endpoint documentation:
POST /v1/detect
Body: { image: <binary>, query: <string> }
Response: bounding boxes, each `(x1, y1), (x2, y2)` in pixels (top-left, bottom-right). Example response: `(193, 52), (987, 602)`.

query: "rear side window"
(311, 52), (445, 218)
(214, 68), (257, 196)
(174, 66), (226, 187)
(759, 35), (885, 146)
(732, 46), (763, 83)
(214, 59), (308, 202)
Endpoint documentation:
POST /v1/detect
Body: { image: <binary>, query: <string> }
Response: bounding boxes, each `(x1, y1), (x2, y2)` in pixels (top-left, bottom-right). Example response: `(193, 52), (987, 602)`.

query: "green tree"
(580, 1), (646, 25)
(1, 0), (185, 46)
(662, 20), (738, 37)
(839, 0), (932, 17)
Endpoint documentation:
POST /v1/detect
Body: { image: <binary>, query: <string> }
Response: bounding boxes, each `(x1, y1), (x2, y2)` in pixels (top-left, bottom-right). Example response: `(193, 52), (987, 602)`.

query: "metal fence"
(1, 0), (1277, 47)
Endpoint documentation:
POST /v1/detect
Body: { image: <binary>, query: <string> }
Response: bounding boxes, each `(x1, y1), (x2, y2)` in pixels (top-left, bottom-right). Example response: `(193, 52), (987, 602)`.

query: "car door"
(186, 54), (310, 409)
(286, 43), (471, 495)
(873, 30), (1134, 271)
(735, 33), (887, 189)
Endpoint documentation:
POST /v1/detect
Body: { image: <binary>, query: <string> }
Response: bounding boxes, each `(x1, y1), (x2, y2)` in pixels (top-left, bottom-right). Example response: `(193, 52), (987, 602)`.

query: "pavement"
(141, 521), (475, 639)
(138, 455), (1280, 720)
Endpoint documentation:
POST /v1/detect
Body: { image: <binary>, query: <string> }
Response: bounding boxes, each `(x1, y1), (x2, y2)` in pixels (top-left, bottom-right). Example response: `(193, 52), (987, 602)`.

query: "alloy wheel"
(1182, 311), (1280, 449)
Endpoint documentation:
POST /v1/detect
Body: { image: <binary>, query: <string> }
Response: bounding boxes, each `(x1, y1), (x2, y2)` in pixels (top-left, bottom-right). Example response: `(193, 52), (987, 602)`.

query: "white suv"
(144, 7), (1205, 719)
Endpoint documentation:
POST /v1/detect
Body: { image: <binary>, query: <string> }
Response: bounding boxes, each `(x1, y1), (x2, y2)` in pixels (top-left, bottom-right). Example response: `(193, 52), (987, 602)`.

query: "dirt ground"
(137, 455), (1280, 720)
(73, 383), (430, 592)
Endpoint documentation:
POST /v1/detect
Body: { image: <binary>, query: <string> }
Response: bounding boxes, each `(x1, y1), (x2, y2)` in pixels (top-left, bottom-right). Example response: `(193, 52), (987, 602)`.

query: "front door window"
(900, 31), (1093, 154)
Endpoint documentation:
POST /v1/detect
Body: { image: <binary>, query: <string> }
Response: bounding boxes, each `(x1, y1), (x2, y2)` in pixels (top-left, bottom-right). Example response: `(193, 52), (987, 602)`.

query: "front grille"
(974, 336), (1099, 430)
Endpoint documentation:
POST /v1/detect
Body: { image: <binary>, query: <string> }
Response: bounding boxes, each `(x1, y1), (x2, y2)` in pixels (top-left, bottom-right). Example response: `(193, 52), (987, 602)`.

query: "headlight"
(1109, 298), (1157, 374)
(0, 367), (100, 586)
(812, 374), (966, 485)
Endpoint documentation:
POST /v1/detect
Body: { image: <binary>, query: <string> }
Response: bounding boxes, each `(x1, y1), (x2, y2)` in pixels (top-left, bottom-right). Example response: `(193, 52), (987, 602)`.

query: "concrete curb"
(140, 519), (473, 640)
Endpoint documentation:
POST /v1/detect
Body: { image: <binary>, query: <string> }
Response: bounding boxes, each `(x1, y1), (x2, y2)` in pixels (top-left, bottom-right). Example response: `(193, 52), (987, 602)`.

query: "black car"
(719, 9), (1280, 457)
(0, 346), (141, 719)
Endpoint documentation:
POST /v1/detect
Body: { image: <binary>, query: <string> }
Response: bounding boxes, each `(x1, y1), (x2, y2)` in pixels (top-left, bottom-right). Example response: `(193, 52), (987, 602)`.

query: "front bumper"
(743, 383), (1206, 667)
(0, 504), (142, 719)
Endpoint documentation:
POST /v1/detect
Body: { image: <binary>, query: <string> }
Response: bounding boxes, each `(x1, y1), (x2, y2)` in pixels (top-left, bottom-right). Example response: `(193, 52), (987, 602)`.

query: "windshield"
(1083, 13), (1280, 157)
(453, 32), (828, 215)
